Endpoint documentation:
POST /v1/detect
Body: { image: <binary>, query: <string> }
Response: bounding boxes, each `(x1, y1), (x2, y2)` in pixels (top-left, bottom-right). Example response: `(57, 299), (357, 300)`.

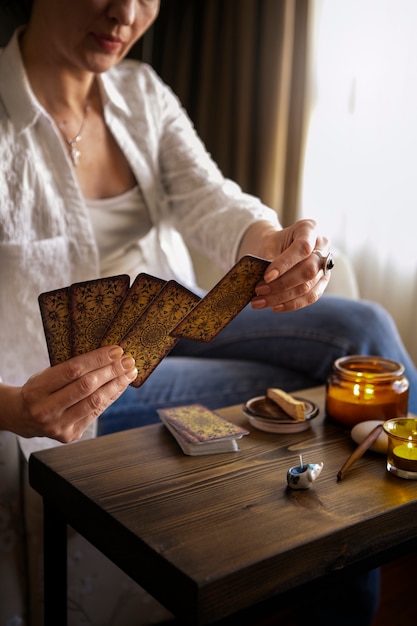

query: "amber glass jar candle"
(326, 355), (409, 427)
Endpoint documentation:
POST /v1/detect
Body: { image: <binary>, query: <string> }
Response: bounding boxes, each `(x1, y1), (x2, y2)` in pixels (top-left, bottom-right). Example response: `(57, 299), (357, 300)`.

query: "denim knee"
(332, 299), (402, 355)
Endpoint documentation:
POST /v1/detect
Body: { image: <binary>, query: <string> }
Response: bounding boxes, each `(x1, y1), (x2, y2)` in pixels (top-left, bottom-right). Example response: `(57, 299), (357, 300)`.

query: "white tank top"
(86, 185), (153, 279)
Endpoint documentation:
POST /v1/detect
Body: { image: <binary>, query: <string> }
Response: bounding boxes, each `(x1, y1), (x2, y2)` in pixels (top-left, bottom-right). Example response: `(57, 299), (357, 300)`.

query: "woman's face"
(28, 0), (160, 73)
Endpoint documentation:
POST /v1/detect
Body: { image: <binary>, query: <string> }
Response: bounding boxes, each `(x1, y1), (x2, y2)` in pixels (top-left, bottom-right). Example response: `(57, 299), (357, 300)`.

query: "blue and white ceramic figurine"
(287, 455), (324, 490)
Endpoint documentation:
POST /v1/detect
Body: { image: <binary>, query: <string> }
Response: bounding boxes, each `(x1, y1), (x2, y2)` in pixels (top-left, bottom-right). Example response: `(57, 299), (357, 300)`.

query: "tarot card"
(38, 286), (71, 366)
(100, 273), (166, 347)
(70, 274), (130, 356)
(119, 280), (201, 387)
(170, 255), (270, 342)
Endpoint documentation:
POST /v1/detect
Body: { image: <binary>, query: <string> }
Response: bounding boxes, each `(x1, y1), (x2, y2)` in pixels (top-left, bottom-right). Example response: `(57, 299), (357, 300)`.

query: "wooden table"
(29, 387), (417, 625)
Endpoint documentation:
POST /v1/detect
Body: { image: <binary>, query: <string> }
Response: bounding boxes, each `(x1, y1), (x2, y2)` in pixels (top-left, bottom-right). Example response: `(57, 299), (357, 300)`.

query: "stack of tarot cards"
(157, 404), (249, 455)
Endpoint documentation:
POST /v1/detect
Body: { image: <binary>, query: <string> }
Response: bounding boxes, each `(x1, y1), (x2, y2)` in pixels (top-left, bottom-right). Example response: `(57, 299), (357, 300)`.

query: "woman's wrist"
(237, 220), (282, 260)
(0, 383), (23, 434)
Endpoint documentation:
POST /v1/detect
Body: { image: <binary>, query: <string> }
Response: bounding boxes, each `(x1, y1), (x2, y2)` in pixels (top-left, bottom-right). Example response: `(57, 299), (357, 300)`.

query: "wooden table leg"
(43, 499), (67, 626)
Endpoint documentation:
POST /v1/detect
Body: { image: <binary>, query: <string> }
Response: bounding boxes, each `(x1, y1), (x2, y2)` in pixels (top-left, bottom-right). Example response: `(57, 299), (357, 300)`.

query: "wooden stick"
(337, 424), (384, 482)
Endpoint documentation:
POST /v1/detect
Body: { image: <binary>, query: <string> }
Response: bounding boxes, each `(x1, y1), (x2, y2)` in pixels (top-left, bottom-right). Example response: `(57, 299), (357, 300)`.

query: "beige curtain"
(141, 0), (309, 226)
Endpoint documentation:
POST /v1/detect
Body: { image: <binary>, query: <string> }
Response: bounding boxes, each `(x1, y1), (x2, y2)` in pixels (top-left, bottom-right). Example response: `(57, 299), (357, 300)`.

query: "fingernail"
(256, 284), (271, 296)
(122, 355), (136, 370)
(109, 346), (124, 359)
(265, 269), (279, 283)
(127, 367), (138, 381)
(251, 298), (266, 309)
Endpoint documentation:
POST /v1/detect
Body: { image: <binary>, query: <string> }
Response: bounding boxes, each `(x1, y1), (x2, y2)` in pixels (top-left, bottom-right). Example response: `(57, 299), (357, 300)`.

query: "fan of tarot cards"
(38, 255), (270, 389)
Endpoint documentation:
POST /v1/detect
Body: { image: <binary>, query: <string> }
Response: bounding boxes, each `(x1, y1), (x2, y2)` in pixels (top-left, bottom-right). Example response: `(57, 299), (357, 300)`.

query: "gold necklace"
(58, 103), (90, 167)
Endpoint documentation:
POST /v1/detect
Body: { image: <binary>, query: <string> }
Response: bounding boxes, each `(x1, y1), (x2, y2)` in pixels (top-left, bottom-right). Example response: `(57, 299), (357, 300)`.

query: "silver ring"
(313, 249), (334, 277)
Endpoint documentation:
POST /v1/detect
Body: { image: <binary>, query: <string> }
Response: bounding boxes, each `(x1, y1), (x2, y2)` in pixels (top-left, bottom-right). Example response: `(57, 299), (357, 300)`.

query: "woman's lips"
(92, 33), (123, 53)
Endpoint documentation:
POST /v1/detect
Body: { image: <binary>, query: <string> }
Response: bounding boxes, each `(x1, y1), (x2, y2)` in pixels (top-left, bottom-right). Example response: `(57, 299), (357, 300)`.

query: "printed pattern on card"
(38, 286), (71, 365)
(170, 255), (270, 342)
(70, 275), (130, 356)
(119, 281), (201, 387)
(100, 273), (166, 347)
(159, 404), (249, 442)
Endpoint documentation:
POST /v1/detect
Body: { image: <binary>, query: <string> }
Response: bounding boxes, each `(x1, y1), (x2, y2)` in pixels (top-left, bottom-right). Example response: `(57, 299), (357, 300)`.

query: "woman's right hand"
(1, 346), (137, 443)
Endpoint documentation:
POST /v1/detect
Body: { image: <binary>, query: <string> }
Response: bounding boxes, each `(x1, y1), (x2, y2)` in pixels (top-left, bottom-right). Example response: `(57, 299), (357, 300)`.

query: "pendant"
(58, 103), (89, 167)
(68, 135), (82, 167)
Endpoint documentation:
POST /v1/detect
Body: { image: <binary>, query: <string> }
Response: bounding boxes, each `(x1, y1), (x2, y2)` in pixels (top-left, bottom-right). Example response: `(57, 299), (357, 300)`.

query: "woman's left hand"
(239, 218), (333, 312)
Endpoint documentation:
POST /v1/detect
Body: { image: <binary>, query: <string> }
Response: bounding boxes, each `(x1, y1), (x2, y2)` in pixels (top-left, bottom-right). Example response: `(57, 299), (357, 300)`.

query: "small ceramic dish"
(243, 396), (319, 433)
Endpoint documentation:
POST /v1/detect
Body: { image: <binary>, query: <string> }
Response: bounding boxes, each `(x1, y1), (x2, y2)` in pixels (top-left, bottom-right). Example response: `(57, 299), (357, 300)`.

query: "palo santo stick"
(337, 424), (383, 482)
(266, 388), (307, 422)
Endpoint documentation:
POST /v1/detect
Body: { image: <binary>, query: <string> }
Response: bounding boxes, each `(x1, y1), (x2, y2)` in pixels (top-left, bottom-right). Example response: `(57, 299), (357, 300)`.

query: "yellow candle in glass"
(393, 443), (417, 461)
(383, 418), (417, 478)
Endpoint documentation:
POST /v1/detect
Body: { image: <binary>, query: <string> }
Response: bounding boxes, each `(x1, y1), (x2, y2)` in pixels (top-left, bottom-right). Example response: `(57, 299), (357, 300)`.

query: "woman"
(0, 0), (415, 441)
(0, 0), (334, 442)
(0, 1), (415, 625)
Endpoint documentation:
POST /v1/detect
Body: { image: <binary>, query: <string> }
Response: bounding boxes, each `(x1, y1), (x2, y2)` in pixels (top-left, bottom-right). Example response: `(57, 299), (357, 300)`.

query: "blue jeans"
(98, 295), (415, 626)
(99, 295), (417, 433)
